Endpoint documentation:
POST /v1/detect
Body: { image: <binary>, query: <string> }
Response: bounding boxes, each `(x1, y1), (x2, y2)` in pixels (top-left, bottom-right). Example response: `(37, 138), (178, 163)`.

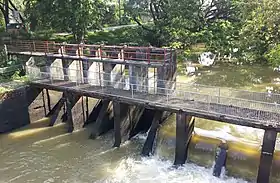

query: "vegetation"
(1, 0), (280, 66)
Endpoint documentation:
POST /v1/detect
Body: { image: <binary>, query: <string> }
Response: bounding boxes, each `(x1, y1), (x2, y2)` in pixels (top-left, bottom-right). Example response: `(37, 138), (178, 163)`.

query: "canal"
(0, 63), (279, 183)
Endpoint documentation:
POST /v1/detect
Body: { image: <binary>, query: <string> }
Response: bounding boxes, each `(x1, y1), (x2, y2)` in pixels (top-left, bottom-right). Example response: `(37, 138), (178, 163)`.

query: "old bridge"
(4, 40), (280, 183)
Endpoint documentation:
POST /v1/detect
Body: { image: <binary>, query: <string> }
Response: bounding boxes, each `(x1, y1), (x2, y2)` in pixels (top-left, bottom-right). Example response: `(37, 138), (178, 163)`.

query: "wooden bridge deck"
(30, 79), (280, 130)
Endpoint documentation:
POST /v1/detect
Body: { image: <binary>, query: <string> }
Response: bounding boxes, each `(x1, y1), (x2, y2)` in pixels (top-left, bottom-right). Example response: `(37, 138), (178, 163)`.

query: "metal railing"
(26, 66), (280, 126)
(5, 40), (175, 64)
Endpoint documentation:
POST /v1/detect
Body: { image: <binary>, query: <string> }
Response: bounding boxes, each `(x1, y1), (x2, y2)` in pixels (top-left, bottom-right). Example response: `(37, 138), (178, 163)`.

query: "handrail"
(5, 40), (174, 64)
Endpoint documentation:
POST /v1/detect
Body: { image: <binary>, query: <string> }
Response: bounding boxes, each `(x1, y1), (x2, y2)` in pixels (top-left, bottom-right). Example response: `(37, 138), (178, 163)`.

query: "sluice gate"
(2, 40), (280, 183)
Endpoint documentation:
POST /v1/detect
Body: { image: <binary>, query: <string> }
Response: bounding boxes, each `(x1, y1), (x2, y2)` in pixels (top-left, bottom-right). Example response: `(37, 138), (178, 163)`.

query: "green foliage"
(86, 27), (148, 45)
(125, 0), (240, 48)
(23, 0), (108, 42)
(237, 0), (280, 63)
(265, 44), (280, 67)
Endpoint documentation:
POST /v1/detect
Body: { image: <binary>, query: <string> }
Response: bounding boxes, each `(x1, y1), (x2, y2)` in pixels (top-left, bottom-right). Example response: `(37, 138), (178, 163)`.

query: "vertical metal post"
(132, 84), (134, 98)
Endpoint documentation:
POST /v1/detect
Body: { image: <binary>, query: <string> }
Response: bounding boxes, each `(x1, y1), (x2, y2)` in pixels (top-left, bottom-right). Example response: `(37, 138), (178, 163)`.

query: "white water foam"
(100, 157), (249, 183)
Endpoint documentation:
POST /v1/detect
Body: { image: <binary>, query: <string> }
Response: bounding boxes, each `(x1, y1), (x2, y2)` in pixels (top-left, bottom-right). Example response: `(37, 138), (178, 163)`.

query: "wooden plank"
(257, 129), (277, 183)
(174, 113), (194, 165)
(141, 111), (162, 156)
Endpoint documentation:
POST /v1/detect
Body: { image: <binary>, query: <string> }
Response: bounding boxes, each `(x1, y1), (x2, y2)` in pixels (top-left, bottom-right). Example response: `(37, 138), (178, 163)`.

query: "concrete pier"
(174, 113), (194, 165)
(257, 129), (277, 183)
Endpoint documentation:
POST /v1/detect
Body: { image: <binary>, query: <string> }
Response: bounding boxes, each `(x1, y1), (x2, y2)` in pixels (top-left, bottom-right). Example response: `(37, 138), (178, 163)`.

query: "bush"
(265, 44), (280, 67)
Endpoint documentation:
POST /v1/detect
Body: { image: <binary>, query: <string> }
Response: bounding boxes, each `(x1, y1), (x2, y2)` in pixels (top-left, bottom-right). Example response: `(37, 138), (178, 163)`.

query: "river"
(0, 63), (279, 183)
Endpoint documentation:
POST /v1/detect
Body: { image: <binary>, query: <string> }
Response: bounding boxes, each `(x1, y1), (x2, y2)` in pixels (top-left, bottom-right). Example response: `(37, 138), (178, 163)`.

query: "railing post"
(100, 45), (103, 61)
(33, 41), (36, 52)
(148, 48), (151, 64)
(132, 84), (134, 98)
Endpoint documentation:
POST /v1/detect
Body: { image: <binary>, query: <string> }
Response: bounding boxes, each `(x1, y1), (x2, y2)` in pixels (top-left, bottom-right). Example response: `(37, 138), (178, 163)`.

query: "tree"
(125, 0), (241, 48)
(24, 0), (106, 42)
(237, 0), (280, 63)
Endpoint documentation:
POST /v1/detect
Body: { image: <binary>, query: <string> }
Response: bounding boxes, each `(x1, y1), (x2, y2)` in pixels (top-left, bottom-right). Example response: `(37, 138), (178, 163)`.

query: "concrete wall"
(0, 86), (33, 133)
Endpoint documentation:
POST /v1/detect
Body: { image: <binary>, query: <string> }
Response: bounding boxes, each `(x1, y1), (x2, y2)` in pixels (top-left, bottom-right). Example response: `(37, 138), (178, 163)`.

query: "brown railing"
(5, 40), (174, 64)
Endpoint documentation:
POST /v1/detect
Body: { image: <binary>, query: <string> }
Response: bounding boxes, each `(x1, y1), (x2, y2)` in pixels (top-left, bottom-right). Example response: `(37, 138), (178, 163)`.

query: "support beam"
(84, 100), (102, 127)
(174, 113), (194, 165)
(62, 59), (70, 81)
(61, 95), (81, 123)
(157, 67), (166, 94)
(142, 111), (162, 156)
(103, 63), (113, 86)
(90, 100), (110, 139)
(47, 96), (65, 126)
(65, 92), (74, 133)
(113, 101), (121, 147)
(46, 89), (51, 113)
(41, 89), (47, 116)
(257, 129), (277, 183)
(82, 61), (90, 84)
(130, 109), (156, 137)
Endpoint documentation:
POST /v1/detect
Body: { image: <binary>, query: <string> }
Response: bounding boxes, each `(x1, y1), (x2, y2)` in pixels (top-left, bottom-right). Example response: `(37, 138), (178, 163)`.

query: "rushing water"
(0, 64), (279, 183)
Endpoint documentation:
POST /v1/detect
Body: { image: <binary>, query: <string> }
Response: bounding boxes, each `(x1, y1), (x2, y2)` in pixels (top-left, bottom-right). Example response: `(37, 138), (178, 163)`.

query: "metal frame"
(26, 66), (280, 126)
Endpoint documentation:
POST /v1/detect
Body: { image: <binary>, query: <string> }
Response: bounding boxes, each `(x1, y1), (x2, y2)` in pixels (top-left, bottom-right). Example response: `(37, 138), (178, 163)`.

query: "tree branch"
(132, 16), (155, 32)
(8, 0), (25, 23)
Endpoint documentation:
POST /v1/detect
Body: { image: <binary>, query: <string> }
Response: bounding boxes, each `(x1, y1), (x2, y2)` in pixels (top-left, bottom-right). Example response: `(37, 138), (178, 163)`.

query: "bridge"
(4, 39), (280, 183)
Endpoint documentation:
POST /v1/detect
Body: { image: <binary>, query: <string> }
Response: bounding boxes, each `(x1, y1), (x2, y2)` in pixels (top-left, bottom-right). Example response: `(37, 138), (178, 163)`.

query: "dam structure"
(3, 39), (280, 183)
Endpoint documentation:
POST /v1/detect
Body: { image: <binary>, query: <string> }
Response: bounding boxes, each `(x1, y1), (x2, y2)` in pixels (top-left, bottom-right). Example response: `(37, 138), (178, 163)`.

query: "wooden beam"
(142, 111), (162, 156)
(41, 89), (47, 116)
(113, 101), (121, 147)
(257, 129), (277, 183)
(84, 100), (102, 127)
(65, 92), (74, 133)
(46, 89), (51, 112)
(47, 95), (65, 126)
(90, 100), (110, 139)
(61, 95), (81, 123)
(174, 113), (194, 165)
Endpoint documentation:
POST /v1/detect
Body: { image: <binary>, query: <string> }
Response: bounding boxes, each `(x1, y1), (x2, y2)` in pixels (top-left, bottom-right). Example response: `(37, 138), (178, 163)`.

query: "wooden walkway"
(30, 79), (280, 130)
